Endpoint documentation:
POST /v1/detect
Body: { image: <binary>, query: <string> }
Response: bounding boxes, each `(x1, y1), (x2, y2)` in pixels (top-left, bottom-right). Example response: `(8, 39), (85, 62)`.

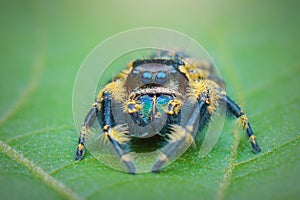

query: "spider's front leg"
(75, 89), (136, 173)
(100, 91), (136, 173)
(151, 96), (207, 172)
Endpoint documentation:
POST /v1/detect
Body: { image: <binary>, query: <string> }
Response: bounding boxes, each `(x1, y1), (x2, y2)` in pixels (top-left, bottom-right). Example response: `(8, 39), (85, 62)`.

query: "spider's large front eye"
(155, 71), (167, 84)
(141, 72), (152, 84)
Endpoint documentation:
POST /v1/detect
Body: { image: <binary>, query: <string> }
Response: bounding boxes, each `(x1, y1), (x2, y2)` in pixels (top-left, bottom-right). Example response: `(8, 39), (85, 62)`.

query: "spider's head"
(125, 58), (187, 92)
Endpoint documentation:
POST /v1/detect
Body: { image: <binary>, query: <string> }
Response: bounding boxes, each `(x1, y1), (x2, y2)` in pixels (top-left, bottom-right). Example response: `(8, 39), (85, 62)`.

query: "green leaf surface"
(1, 0), (299, 200)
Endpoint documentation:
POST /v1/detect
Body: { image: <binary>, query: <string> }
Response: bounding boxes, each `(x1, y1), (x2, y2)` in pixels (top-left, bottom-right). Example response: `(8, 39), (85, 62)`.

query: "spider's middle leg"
(222, 95), (261, 153)
(75, 102), (100, 161)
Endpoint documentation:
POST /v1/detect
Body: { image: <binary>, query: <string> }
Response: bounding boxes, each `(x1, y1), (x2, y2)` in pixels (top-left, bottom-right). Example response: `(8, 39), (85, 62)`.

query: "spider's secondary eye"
(132, 69), (139, 76)
(170, 69), (177, 75)
(141, 72), (152, 84)
(155, 71), (167, 84)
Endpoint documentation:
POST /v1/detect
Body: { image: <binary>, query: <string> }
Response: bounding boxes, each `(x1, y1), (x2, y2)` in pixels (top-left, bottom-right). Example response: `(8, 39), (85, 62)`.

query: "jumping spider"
(75, 51), (261, 173)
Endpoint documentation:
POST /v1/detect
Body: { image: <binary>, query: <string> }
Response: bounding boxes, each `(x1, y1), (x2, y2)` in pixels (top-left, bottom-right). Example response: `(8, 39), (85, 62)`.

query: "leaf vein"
(234, 135), (300, 168)
(0, 42), (44, 128)
(50, 157), (94, 175)
(0, 140), (82, 200)
(216, 130), (241, 200)
(6, 125), (74, 143)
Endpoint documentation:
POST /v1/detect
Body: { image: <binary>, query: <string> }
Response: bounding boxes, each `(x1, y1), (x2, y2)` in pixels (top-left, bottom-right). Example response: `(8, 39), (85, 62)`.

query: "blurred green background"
(0, 0), (299, 199)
